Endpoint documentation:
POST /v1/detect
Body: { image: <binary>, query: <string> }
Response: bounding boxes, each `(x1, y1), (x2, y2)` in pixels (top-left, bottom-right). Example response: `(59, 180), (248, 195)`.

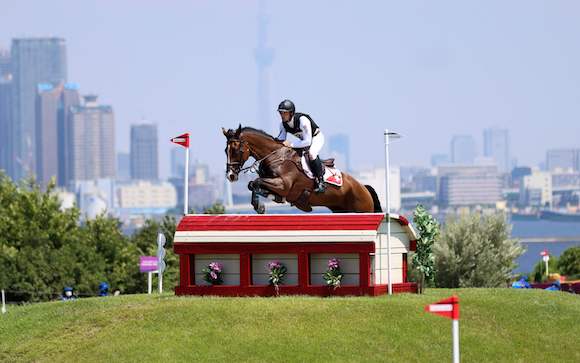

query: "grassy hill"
(1, 289), (578, 362)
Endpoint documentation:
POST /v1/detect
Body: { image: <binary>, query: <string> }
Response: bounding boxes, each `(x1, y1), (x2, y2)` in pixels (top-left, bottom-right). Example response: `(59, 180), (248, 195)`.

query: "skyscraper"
(450, 135), (476, 165)
(170, 146), (185, 179)
(11, 38), (67, 180)
(483, 128), (510, 173)
(0, 49), (10, 77)
(35, 82), (80, 187)
(69, 95), (115, 182)
(0, 49), (13, 177)
(130, 123), (158, 180)
(328, 133), (351, 172)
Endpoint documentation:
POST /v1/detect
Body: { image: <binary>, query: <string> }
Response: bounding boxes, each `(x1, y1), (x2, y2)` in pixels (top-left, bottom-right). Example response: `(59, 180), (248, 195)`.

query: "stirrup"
(314, 179), (326, 193)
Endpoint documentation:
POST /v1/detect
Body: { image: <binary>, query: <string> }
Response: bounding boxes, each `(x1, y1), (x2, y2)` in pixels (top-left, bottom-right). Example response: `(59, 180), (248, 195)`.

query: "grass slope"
(1, 289), (579, 362)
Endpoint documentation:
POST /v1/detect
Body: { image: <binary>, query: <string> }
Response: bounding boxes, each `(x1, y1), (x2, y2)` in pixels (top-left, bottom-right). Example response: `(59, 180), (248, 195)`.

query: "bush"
(435, 213), (524, 288)
(557, 246), (580, 277)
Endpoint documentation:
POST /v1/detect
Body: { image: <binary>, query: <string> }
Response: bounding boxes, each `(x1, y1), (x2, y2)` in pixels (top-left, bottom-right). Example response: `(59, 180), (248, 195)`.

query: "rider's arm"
(275, 123), (287, 141)
(290, 116), (312, 148)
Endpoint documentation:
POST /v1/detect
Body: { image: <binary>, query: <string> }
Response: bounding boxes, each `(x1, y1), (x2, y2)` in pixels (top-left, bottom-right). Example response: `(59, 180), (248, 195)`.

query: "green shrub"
(435, 213), (524, 288)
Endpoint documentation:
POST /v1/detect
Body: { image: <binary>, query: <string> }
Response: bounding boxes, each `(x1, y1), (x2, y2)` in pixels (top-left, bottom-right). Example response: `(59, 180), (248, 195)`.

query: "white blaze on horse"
(223, 125), (382, 214)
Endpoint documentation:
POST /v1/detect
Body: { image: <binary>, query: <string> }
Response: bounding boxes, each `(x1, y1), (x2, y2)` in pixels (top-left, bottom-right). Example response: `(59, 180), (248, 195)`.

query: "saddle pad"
(301, 156), (343, 187)
(323, 167), (343, 187)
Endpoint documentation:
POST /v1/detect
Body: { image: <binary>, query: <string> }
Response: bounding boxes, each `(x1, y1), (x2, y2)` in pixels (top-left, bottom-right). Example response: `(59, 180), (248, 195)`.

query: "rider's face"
(279, 111), (292, 123)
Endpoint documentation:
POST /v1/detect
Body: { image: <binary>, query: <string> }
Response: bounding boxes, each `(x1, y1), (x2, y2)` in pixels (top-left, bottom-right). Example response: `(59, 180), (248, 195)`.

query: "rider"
(274, 99), (326, 193)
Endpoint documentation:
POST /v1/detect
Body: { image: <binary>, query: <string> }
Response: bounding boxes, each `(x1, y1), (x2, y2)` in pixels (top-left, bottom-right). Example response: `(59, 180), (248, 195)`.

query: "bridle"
(226, 137), (280, 175)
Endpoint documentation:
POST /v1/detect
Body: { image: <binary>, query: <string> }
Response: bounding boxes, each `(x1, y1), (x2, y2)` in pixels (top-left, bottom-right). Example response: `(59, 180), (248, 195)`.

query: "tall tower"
(483, 128), (510, 173)
(130, 123), (159, 181)
(69, 95), (115, 182)
(11, 38), (67, 180)
(35, 82), (80, 187)
(254, 0), (275, 134)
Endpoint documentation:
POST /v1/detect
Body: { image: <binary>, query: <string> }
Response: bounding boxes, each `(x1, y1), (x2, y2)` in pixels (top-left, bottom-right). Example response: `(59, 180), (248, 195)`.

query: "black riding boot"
(311, 156), (326, 193)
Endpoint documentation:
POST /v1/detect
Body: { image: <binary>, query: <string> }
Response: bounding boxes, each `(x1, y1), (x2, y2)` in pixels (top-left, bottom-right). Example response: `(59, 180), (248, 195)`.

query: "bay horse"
(223, 125), (382, 214)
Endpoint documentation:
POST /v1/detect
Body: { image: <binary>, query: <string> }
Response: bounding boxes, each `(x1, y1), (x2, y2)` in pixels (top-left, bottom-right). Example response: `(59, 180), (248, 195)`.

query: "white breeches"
(308, 132), (325, 159)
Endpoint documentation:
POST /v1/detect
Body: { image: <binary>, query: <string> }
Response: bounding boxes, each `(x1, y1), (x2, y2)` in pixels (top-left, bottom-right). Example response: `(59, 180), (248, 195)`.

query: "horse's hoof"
(257, 204), (266, 214)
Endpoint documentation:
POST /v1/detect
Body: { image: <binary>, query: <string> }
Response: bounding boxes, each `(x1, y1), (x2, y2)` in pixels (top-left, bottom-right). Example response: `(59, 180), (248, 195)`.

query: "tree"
(558, 246), (580, 278)
(411, 205), (439, 294)
(434, 213), (524, 288)
(203, 202), (225, 214)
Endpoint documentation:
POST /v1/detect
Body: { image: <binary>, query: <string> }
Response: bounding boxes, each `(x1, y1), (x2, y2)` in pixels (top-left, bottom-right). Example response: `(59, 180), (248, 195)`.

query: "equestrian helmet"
(278, 99), (295, 114)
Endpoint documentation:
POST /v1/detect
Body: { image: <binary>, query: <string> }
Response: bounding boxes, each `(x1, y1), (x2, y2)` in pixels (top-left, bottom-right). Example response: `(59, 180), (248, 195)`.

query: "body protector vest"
(283, 113), (320, 137)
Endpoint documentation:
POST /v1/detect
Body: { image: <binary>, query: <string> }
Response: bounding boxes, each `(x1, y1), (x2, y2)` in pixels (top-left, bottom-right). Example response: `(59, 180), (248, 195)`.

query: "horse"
(223, 125), (383, 214)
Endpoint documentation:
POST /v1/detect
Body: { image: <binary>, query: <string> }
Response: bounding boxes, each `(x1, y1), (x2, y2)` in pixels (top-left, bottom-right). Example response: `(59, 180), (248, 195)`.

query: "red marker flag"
(171, 133), (190, 148)
(425, 295), (460, 320)
(540, 249), (549, 257)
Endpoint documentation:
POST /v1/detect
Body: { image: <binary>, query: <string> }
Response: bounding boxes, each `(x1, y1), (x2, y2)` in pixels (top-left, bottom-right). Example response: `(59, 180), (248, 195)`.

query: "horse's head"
(222, 124), (250, 182)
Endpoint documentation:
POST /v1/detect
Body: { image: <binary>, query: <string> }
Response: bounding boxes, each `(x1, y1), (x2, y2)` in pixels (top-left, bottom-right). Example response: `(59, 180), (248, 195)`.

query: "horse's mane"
(241, 127), (276, 141)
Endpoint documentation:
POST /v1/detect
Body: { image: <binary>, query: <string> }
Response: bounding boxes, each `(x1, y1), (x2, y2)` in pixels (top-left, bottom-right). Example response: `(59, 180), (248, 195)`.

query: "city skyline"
(2, 1), (580, 179)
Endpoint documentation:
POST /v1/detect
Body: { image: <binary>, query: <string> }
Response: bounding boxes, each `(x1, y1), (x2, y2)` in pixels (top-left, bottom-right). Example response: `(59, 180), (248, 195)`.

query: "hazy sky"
(2, 1), (580, 178)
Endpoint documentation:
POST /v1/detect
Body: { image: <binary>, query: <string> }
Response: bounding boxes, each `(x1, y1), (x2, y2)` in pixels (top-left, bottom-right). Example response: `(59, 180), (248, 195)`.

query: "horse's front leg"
(248, 180), (266, 214)
(252, 177), (290, 200)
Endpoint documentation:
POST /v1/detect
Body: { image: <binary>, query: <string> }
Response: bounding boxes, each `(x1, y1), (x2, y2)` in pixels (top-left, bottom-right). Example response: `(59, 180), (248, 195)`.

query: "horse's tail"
(364, 185), (383, 213)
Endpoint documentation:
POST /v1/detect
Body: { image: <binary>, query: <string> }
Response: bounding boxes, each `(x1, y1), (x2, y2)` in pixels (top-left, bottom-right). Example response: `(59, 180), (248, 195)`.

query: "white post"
(1, 289), (6, 314)
(148, 272), (152, 295)
(545, 259), (549, 277)
(158, 272), (163, 294)
(184, 146), (190, 215)
(384, 129), (393, 296)
(452, 318), (460, 363)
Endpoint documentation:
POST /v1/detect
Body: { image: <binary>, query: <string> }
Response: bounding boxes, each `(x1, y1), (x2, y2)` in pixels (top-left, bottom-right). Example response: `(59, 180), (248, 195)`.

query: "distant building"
(520, 170), (552, 208)
(130, 123), (158, 180)
(546, 149), (580, 172)
(483, 128), (510, 173)
(117, 180), (177, 213)
(0, 49), (10, 77)
(354, 167), (400, 212)
(170, 147), (185, 179)
(430, 154), (449, 167)
(116, 152), (130, 181)
(69, 95), (115, 182)
(72, 178), (116, 219)
(191, 162), (210, 185)
(0, 72), (13, 177)
(11, 38), (68, 180)
(35, 82), (80, 187)
(328, 133), (351, 172)
(450, 135), (476, 165)
(510, 166), (532, 189)
(437, 165), (502, 207)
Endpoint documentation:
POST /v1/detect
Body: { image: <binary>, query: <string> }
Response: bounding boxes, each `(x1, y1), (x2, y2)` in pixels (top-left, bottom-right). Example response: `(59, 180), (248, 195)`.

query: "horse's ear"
(235, 124), (242, 137)
(222, 127), (228, 137)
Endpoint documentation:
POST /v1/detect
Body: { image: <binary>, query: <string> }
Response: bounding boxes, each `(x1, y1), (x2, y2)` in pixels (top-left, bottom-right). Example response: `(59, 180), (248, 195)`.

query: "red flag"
(170, 133), (190, 148)
(540, 249), (549, 257)
(425, 295), (459, 320)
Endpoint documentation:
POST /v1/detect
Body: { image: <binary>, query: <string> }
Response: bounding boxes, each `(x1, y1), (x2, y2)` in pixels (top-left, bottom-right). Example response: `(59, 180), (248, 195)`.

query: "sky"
(2, 1), (580, 178)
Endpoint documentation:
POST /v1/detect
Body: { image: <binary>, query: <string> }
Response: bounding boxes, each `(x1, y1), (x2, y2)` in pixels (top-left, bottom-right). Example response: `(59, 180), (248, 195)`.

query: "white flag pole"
(384, 129), (392, 296)
(184, 145), (190, 215)
(1, 289), (6, 314)
(159, 273), (163, 294)
(148, 272), (152, 295)
(452, 318), (460, 363)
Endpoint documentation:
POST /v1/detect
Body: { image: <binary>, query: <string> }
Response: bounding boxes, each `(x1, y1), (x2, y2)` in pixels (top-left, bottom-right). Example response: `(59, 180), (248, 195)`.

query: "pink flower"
(328, 258), (340, 269)
(210, 271), (217, 280)
(267, 261), (281, 271)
